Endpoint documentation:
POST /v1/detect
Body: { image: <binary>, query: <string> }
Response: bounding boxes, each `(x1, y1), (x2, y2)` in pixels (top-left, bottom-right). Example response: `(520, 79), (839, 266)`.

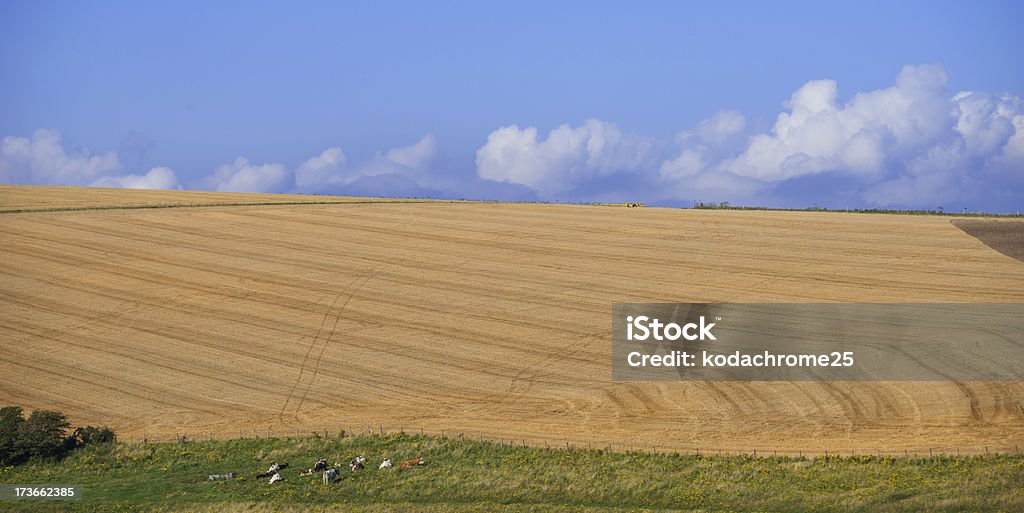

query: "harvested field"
(953, 219), (1024, 263)
(1, 186), (1023, 455)
(0, 185), (417, 212)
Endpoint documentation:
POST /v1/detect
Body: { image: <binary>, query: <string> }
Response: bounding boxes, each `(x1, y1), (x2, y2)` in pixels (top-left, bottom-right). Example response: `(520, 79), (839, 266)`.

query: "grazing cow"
(323, 468), (339, 484)
(379, 458), (393, 470)
(399, 457), (425, 469)
(268, 472), (282, 484)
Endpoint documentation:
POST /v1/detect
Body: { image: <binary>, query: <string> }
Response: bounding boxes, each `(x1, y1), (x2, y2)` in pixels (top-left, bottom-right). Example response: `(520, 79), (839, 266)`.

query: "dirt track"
(2, 186), (1023, 454)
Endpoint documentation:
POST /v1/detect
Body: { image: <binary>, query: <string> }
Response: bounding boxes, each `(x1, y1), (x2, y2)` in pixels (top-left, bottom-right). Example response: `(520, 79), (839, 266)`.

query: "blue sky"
(2, 1), (1022, 211)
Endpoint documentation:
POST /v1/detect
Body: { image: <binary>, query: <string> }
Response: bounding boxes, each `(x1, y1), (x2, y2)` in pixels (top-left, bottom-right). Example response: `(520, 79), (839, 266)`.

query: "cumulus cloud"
(475, 64), (1022, 209)
(1, 129), (123, 185)
(385, 134), (436, 170)
(294, 147), (347, 192)
(200, 157), (292, 193)
(91, 167), (180, 190)
(721, 65), (955, 181)
(475, 119), (653, 197)
(680, 64), (1023, 208)
(659, 110), (746, 180)
(288, 135), (440, 195)
(0, 129), (181, 190)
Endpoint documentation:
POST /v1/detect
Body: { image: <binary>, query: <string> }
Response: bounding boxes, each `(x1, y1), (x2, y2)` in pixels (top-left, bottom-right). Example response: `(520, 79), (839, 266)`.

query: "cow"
(349, 455), (367, 472)
(399, 457), (425, 469)
(379, 458), (393, 470)
(256, 462), (289, 479)
(313, 457), (328, 472)
(268, 472), (282, 484)
(323, 468), (339, 484)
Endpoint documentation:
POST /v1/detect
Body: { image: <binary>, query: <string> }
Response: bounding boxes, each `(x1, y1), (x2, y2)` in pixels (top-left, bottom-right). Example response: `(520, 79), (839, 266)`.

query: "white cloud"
(659, 110), (746, 180)
(1, 129), (122, 185)
(720, 65), (955, 181)
(202, 157), (292, 193)
(1002, 113), (1024, 163)
(385, 134), (436, 170)
(650, 64), (1023, 208)
(294, 147), (347, 191)
(290, 135), (438, 194)
(475, 119), (652, 196)
(91, 167), (180, 190)
(471, 64), (1022, 208)
(0, 129), (183, 190)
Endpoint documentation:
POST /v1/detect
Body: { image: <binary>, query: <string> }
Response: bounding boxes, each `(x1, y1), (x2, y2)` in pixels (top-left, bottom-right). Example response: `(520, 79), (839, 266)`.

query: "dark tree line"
(0, 406), (116, 466)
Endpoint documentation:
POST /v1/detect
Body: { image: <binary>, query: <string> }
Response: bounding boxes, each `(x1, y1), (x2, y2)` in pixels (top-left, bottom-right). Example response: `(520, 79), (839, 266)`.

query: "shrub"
(0, 406), (116, 465)
(69, 425), (117, 447)
(0, 406), (25, 465)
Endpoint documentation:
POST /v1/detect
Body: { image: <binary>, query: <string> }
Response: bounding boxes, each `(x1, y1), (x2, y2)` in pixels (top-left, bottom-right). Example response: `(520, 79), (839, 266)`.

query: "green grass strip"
(1, 433), (1021, 512)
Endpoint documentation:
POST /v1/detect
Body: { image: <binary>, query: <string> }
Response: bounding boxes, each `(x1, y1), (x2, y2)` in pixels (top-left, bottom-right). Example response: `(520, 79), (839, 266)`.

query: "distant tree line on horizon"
(0, 406), (116, 466)
(690, 201), (1023, 217)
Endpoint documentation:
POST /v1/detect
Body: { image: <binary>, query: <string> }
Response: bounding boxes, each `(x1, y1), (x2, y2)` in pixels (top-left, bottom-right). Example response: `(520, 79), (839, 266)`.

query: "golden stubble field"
(2, 186), (1023, 454)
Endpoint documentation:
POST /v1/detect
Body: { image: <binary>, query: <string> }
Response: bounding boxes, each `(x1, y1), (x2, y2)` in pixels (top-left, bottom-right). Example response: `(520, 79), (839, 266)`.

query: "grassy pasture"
(1, 433), (1022, 512)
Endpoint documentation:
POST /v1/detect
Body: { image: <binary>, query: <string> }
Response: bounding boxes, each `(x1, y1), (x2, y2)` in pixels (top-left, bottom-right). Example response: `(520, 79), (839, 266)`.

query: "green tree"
(16, 409), (71, 461)
(0, 406), (26, 465)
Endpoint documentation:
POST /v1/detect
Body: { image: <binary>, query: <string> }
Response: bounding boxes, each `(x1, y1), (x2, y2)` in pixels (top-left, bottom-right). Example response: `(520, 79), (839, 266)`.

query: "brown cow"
(399, 457), (425, 469)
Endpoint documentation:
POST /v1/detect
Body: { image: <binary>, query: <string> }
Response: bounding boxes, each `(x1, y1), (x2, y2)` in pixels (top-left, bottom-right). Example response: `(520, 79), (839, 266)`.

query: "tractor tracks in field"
(278, 264), (387, 422)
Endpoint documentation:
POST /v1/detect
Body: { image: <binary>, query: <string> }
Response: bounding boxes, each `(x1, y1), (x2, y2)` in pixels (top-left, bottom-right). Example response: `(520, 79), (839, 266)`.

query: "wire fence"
(118, 424), (1023, 459)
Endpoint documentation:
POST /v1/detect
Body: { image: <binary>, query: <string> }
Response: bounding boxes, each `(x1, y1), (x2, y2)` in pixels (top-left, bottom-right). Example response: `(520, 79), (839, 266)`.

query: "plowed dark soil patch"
(952, 219), (1024, 263)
